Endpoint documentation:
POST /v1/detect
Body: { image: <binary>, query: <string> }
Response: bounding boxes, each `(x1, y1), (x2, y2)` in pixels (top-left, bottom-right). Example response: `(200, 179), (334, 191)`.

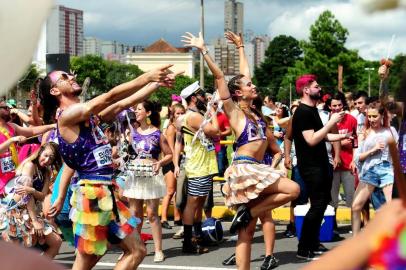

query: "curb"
(160, 205), (373, 223)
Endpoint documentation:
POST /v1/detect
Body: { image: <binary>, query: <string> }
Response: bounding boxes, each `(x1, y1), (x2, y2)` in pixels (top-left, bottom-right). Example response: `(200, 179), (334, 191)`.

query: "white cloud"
(267, 1), (406, 60)
(57, 0), (406, 60)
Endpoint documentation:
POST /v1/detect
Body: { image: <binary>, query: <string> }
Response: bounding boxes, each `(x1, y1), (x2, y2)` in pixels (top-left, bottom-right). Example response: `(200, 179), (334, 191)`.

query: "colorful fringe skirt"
(0, 205), (55, 247)
(69, 175), (140, 255)
(223, 156), (285, 207)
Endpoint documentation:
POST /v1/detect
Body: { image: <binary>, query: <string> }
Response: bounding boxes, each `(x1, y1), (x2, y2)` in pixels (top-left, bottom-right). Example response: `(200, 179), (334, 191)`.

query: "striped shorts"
(187, 175), (213, 197)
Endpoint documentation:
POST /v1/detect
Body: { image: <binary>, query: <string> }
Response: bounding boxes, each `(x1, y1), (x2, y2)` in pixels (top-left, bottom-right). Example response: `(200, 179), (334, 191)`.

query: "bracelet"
(237, 45), (245, 49)
(202, 49), (209, 55)
(221, 95), (232, 101)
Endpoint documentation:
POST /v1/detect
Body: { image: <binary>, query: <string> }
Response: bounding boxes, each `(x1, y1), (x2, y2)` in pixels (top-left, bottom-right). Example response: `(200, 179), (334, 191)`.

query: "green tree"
(70, 55), (108, 94)
(254, 35), (302, 97)
(150, 75), (195, 106)
(105, 61), (143, 90)
(8, 64), (40, 101)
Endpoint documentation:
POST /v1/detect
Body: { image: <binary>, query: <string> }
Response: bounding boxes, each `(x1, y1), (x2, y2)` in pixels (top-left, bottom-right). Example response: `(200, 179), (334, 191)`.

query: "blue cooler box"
(294, 205), (335, 242)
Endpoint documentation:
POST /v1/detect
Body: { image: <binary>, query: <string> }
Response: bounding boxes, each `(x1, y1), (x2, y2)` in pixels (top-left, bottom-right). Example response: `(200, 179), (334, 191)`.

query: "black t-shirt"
(292, 103), (328, 169)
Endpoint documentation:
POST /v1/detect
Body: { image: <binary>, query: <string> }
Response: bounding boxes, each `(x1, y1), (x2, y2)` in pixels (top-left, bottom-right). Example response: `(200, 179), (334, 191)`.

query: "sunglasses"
(51, 72), (75, 88)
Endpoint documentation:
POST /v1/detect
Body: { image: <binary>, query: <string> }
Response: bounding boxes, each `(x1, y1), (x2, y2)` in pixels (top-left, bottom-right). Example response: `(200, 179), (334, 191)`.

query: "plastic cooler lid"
(294, 204), (335, 216)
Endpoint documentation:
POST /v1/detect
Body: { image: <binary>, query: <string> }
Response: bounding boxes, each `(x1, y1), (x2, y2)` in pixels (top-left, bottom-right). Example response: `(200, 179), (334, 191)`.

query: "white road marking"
(56, 260), (231, 270)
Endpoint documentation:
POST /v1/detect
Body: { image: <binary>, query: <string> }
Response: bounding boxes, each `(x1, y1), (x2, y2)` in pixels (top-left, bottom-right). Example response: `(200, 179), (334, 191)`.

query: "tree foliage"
(150, 75), (196, 106)
(254, 35), (302, 97)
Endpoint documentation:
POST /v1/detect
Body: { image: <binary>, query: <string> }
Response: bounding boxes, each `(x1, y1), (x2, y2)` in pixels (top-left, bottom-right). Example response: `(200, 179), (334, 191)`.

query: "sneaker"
(296, 250), (320, 261)
(174, 219), (183, 226)
(222, 253), (236, 266)
(182, 241), (209, 254)
(161, 221), (172, 230)
(313, 244), (329, 255)
(284, 222), (296, 238)
(154, 251), (165, 262)
(261, 255), (279, 270)
(229, 204), (252, 235)
(172, 228), (184, 239)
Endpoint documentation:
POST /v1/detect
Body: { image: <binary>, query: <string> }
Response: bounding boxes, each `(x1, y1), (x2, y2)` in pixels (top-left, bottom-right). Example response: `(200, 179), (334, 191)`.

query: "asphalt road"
(55, 220), (351, 270)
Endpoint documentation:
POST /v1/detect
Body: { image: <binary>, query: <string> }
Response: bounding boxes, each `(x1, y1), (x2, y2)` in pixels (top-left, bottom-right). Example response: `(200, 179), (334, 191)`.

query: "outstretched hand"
(224, 31), (243, 47)
(158, 70), (185, 88)
(181, 32), (205, 50)
(146, 64), (173, 82)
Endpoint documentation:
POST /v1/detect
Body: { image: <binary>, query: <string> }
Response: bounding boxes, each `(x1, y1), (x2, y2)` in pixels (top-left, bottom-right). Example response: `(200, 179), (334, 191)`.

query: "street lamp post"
(364, 67), (375, 96)
(200, 0), (205, 89)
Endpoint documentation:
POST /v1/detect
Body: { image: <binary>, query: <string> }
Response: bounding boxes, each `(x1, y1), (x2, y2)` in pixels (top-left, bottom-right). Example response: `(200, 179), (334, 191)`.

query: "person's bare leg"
(259, 211), (275, 256)
(43, 232), (62, 258)
(235, 218), (257, 270)
(130, 199), (144, 233)
(114, 231), (147, 270)
(382, 184), (393, 202)
(161, 171), (176, 222)
(146, 199), (163, 253)
(249, 178), (300, 218)
(351, 182), (374, 236)
(72, 252), (100, 270)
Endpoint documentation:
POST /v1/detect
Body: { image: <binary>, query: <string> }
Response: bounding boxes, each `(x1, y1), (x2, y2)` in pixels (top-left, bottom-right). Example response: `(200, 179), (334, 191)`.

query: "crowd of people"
(0, 30), (404, 270)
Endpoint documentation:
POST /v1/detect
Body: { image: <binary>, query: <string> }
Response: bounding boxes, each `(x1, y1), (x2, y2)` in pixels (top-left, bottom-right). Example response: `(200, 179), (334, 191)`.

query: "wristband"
(202, 49), (209, 55)
(237, 45), (245, 49)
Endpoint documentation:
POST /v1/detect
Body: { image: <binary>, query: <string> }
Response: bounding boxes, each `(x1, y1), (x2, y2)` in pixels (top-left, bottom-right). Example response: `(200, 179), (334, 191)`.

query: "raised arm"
(302, 112), (344, 146)
(12, 122), (55, 138)
(99, 71), (182, 122)
(225, 31), (250, 79)
(182, 32), (236, 114)
(59, 64), (173, 127)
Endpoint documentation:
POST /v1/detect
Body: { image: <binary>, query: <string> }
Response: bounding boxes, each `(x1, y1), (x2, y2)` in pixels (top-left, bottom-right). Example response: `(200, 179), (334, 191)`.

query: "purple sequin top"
(57, 115), (113, 176)
(399, 120), (406, 173)
(235, 116), (267, 148)
(131, 128), (161, 160)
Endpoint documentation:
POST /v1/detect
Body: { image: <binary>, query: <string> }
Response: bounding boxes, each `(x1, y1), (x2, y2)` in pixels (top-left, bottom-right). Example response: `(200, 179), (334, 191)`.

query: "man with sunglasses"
(173, 82), (219, 254)
(0, 100), (55, 195)
(44, 65), (177, 270)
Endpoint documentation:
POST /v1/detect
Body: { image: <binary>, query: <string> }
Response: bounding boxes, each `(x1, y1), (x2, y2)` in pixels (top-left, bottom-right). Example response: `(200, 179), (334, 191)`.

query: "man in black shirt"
(292, 74), (346, 260)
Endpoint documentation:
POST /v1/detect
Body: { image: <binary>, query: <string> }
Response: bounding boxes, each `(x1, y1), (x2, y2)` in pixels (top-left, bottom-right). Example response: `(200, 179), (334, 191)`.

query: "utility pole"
(364, 67), (375, 96)
(200, 0), (205, 89)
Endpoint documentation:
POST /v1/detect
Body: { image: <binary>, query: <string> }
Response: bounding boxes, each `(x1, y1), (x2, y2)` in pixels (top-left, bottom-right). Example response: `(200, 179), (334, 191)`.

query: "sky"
(57, 0), (406, 60)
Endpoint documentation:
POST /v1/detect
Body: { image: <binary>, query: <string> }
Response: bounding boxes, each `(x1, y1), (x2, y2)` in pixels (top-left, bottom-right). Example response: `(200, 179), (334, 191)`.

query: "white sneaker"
(172, 228), (184, 239)
(154, 251), (165, 262)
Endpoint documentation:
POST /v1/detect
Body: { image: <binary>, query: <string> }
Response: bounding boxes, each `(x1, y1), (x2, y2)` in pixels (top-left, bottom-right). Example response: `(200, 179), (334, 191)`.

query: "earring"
(146, 117), (151, 125)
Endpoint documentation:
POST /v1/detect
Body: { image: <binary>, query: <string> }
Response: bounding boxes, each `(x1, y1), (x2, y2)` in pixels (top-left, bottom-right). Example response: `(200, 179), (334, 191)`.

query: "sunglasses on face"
(51, 72), (75, 88)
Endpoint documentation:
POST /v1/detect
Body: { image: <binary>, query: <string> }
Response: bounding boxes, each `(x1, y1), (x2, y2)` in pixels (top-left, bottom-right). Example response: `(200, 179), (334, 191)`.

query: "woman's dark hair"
(39, 75), (59, 124)
(251, 96), (263, 111)
(276, 102), (290, 118)
(141, 100), (161, 128)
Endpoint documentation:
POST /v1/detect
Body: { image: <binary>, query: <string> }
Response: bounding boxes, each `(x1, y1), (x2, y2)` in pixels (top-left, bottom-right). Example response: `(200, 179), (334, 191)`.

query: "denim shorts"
(361, 161), (394, 188)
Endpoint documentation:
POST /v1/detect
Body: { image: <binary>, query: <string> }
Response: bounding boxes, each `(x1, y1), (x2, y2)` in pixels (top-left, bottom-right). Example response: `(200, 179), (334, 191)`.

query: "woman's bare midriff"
(235, 140), (267, 161)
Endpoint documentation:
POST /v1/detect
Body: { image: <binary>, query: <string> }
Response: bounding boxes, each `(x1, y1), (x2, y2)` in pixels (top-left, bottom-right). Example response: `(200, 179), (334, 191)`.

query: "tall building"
(224, 0), (243, 34)
(84, 37), (102, 56)
(46, 5), (84, 56)
(252, 35), (271, 67)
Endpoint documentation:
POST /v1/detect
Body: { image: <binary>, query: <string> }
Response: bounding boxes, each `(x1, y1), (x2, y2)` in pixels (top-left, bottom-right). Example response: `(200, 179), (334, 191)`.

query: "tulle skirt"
(123, 172), (166, 200)
(222, 156), (285, 207)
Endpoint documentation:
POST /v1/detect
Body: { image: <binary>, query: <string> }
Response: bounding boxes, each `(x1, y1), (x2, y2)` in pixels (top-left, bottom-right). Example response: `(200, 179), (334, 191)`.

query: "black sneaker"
(229, 204), (252, 235)
(182, 241), (209, 254)
(261, 255), (279, 270)
(296, 250), (320, 261)
(313, 244), (329, 255)
(222, 253), (236, 266)
(161, 221), (172, 230)
(174, 219), (183, 226)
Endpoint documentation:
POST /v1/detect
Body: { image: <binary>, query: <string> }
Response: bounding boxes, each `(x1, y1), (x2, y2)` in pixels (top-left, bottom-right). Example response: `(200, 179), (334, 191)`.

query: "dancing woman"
(0, 142), (63, 258)
(352, 104), (398, 235)
(182, 31), (299, 269)
(161, 103), (186, 229)
(123, 100), (172, 262)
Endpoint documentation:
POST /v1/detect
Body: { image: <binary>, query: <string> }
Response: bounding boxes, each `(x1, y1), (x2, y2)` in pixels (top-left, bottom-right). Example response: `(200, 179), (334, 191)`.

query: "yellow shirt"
(182, 112), (218, 178)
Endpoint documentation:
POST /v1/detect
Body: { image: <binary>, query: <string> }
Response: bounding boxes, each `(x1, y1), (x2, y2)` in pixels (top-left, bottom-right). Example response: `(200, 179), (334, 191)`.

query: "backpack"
(201, 217), (223, 244)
